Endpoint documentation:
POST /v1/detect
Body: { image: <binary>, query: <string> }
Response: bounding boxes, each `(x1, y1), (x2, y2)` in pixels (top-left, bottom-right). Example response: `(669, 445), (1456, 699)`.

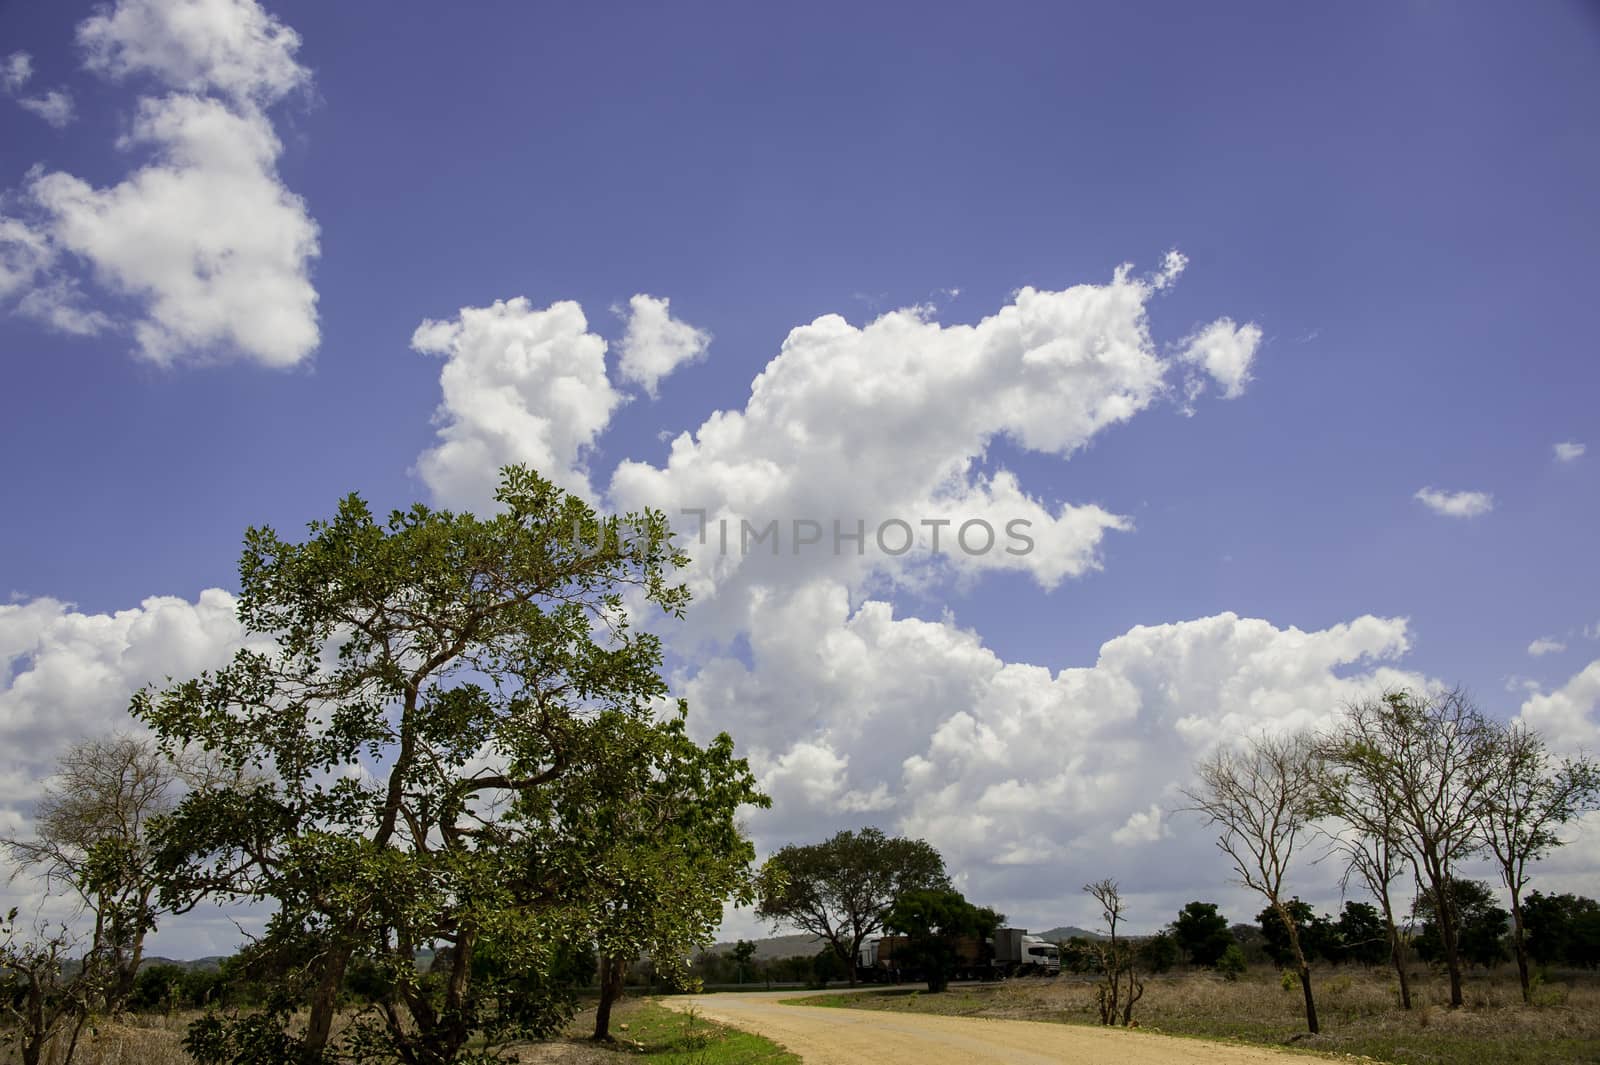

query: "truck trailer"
(857, 927), (1060, 983)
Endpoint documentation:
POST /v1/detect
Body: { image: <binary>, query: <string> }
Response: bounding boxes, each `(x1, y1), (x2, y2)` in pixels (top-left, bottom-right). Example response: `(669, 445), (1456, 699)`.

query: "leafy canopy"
(136, 465), (764, 1065)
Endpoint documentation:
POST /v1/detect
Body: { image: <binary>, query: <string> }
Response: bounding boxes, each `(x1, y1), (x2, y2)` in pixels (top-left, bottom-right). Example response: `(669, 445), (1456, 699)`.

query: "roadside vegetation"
(797, 966), (1600, 1065)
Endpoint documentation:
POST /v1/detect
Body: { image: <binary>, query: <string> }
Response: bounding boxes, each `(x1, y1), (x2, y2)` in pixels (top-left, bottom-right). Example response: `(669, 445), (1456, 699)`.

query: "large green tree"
(756, 828), (948, 985)
(136, 466), (761, 1065)
(1522, 891), (1600, 968)
(1170, 901), (1233, 967)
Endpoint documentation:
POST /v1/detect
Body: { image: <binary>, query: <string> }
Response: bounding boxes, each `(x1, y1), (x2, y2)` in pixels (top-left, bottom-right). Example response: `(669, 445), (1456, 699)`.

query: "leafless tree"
(1083, 879), (1142, 1027)
(1, 734), (202, 1011)
(1478, 721), (1600, 1002)
(1184, 731), (1321, 1034)
(1315, 703), (1414, 1009)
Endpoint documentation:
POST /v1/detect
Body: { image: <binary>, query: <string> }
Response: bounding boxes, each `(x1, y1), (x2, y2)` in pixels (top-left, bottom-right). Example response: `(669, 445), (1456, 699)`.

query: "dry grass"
(4, 997), (793, 1065)
(800, 966), (1600, 1065)
(1, 1013), (192, 1065)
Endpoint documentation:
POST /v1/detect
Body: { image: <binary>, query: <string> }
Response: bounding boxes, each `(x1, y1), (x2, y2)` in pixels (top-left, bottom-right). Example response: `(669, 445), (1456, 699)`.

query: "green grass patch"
(602, 1000), (800, 1064)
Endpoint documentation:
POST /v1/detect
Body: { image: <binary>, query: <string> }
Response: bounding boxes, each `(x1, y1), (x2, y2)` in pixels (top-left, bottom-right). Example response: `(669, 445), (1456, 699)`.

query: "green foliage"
(135, 465), (763, 1064)
(756, 827), (949, 980)
(129, 964), (186, 1013)
(1059, 936), (1099, 974)
(1171, 901), (1233, 967)
(808, 948), (844, 988)
(1333, 901), (1391, 966)
(1412, 879), (1509, 969)
(1137, 931), (1180, 973)
(1216, 943), (1247, 980)
(1254, 899), (1390, 968)
(1523, 891), (1600, 968)
(730, 940), (757, 984)
(1256, 899), (1336, 967)
(884, 888), (1001, 993)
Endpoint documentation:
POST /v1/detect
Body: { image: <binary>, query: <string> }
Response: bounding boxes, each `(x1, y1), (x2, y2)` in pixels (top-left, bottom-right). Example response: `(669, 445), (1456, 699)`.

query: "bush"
(1216, 944), (1247, 981)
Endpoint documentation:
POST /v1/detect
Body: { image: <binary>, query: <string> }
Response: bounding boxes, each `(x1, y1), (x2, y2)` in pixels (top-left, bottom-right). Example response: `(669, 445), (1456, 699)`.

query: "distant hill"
(1034, 926), (1105, 942)
(706, 933), (826, 961)
(142, 955), (227, 972)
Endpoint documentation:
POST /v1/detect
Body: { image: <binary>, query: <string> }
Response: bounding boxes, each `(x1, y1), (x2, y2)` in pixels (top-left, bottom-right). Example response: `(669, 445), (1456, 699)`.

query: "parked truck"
(857, 927), (1060, 983)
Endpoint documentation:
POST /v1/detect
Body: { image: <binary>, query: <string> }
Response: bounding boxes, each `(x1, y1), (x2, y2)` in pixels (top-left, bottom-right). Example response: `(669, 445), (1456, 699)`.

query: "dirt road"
(666, 990), (1333, 1065)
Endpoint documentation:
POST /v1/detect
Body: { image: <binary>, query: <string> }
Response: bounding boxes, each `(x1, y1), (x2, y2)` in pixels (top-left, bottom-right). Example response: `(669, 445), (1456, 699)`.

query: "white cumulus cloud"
(1529, 636), (1567, 657)
(1515, 659), (1600, 756)
(78, 0), (309, 105)
(608, 260), (1261, 638)
(2, 0), (320, 367)
(1413, 486), (1493, 518)
(1177, 316), (1263, 400)
(1554, 441), (1586, 462)
(682, 588), (1419, 924)
(412, 297), (623, 507)
(615, 293), (711, 397)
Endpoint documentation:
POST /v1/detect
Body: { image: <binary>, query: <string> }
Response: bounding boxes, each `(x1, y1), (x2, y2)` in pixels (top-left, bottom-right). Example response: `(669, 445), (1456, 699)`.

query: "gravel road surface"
(666, 990), (1333, 1065)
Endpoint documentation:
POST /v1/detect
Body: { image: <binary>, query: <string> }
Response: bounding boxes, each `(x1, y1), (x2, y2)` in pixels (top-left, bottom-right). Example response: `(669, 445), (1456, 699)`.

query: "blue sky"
(1, 0), (1597, 950)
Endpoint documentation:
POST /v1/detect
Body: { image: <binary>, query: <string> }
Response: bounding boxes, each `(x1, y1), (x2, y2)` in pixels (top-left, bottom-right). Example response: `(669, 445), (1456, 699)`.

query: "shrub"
(1216, 944), (1247, 981)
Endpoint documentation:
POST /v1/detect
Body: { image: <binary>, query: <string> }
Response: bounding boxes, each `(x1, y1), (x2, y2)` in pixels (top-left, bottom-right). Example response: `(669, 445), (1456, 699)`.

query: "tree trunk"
(1297, 963), (1319, 1034)
(1388, 923), (1411, 1010)
(304, 941), (354, 1062)
(1510, 893), (1530, 1004)
(1377, 892), (1410, 1010)
(1276, 902), (1318, 1035)
(22, 981), (44, 1065)
(1437, 896), (1465, 1008)
(1423, 860), (1465, 1008)
(592, 955), (626, 1042)
(439, 928), (477, 1060)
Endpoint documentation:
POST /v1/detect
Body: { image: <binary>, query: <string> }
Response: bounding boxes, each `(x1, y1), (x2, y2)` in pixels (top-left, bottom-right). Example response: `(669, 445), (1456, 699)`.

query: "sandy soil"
(664, 990), (1341, 1065)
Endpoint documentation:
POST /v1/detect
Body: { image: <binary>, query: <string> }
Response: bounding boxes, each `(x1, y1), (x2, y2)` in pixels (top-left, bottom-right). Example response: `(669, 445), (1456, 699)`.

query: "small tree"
(1478, 721), (1599, 1002)
(0, 911), (116, 1065)
(2, 734), (199, 1013)
(1137, 931), (1179, 973)
(883, 888), (1000, 993)
(1318, 689), (1497, 1008)
(732, 940), (757, 984)
(1315, 700), (1417, 1007)
(1216, 943), (1248, 980)
(1084, 879), (1142, 1027)
(755, 828), (948, 984)
(1184, 732), (1322, 1034)
(576, 713), (766, 1041)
